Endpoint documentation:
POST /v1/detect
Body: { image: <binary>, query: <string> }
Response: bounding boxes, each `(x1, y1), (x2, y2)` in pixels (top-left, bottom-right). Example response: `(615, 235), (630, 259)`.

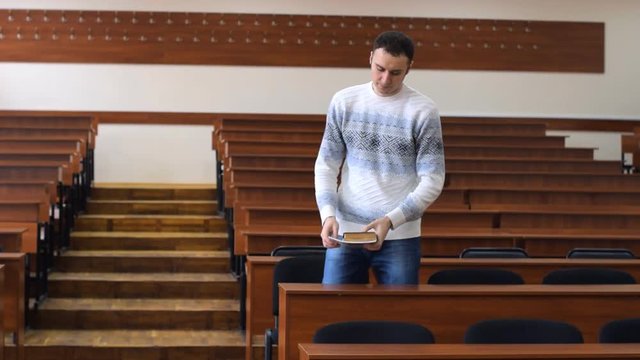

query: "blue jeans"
(322, 237), (421, 285)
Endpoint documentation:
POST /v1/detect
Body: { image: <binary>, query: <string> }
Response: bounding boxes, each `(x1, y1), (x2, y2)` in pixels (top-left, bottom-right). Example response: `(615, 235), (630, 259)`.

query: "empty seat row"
(312, 318), (640, 344)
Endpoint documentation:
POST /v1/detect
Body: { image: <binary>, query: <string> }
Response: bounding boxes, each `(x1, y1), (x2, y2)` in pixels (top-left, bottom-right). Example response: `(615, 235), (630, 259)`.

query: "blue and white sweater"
(314, 82), (445, 240)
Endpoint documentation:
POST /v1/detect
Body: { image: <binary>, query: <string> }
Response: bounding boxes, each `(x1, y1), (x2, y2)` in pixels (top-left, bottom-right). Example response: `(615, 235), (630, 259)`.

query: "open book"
(329, 232), (378, 244)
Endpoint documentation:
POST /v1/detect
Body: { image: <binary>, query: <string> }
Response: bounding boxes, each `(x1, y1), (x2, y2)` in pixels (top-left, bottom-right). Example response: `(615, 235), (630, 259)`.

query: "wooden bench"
(279, 283), (640, 360)
(0, 229), (27, 253)
(297, 343), (640, 360)
(245, 255), (640, 360)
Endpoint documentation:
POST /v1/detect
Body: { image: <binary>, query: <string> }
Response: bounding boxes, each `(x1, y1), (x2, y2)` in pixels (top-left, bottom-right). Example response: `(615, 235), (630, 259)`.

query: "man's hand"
(320, 216), (340, 248)
(362, 216), (393, 251)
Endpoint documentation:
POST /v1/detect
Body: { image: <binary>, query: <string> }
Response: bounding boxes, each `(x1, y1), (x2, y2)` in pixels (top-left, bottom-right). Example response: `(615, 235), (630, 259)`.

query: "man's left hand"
(362, 216), (393, 251)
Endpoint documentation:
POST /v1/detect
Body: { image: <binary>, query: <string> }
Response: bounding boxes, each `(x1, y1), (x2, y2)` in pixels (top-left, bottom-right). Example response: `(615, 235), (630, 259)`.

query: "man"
(314, 31), (445, 285)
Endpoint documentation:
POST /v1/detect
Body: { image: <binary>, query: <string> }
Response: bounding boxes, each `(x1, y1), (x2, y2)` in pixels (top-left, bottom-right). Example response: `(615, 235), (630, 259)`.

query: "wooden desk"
(0, 115), (97, 134)
(0, 265), (5, 360)
(0, 199), (48, 254)
(245, 256), (640, 360)
(298, 343), (640, 360)
(0, 254), (26, 360)
(279, 284), (640, 360)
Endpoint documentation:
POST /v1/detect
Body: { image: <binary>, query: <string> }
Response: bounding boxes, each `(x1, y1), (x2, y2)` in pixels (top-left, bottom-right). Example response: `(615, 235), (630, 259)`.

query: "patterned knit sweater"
(314, 82), (445, 240)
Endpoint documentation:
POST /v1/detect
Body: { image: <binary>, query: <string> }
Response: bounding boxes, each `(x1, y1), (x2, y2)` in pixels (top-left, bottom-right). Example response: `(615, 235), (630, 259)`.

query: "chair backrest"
(464, 318), (584, 344)
(270, 245), (327, 257)
(272, 254), (325, 316)
(427, 268), (524, 285)
(313, 320), (435, 344)
(542, 267), (637, 285)
(599, 318), (640, 343)
(460, 247), (528, 258)
(567, 248), (635, 259)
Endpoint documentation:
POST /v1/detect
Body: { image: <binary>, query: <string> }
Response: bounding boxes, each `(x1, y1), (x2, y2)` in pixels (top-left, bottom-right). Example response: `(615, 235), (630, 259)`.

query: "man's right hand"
(320, 216), (340, 248)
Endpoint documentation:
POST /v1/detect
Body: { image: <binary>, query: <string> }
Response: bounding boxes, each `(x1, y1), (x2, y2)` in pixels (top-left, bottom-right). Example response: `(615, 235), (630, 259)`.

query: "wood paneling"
(0, 10), (604, 72)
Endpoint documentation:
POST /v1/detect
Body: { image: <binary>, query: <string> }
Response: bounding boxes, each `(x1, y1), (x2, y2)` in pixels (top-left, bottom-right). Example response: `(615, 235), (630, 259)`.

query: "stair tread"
(89, 200), (216, 204)
(38, 298), (239, 311)
(61, 250), (229, 258)
(24, 329), (244, 347)
(78, 214), (222, 219)
(93, 183), (216, 190)
(71, 231), (226, 238)
(49, 272), (236, 282)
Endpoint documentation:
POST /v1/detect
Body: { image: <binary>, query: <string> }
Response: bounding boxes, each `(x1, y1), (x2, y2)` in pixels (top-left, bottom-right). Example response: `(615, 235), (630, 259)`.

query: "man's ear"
(369, 51), (373, 65)
(406, 60), (414, 75)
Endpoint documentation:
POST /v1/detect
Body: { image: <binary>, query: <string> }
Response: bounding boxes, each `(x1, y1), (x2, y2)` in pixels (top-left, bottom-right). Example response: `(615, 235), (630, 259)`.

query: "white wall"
(94, 124), (215, 184)
(1, 0), (639, 183)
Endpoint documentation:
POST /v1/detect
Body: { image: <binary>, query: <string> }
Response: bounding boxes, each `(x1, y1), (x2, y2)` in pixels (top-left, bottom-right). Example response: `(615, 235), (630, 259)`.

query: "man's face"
(370, 48), (411, 97)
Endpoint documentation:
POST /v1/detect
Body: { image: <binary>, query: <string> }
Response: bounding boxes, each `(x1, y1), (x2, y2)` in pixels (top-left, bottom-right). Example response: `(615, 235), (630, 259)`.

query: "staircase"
(23, 184), (244, 360)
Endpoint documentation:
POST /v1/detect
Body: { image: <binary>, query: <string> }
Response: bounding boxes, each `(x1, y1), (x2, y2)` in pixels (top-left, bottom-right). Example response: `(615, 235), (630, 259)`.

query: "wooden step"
(23, 329), (244, 360)
(86, 200), (217, 215)
(90, 184), (216, 201)
(34, 298), (239, 330)
(70, 232), (228, 251)
(74, 215), (226, 232)
(48, 272), (238, 299)
(56, 250), (229, 273)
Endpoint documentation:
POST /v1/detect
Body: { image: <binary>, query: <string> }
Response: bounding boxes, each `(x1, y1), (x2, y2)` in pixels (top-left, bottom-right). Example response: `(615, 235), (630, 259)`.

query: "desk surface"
(298, 343), (640, 360)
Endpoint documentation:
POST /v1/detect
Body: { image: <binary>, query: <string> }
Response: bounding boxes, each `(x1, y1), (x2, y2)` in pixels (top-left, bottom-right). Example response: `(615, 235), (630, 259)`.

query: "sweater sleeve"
(385, 109), (445, 228)
(314, 98), (346, 224)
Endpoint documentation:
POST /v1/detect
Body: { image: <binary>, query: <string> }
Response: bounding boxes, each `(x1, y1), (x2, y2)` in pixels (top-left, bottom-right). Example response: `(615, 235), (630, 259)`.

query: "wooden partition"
(0, 10), (604, 72)
(279, 284), (640, 360)
(0, 254), (26, 360)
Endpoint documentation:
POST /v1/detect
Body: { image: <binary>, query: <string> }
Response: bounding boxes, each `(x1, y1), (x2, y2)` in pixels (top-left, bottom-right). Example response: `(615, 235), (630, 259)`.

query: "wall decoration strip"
(0, 10), (604, 72)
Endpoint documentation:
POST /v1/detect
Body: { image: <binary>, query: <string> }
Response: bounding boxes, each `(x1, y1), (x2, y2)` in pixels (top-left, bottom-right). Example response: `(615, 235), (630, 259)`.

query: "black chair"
(542, 267), (636, 284)
(264, 254), (325, 360)
(427, 268), (524, 285)
(599, 318), (640, 343)
(313, 320), (435, 344)
(464, 318), (584, 344)
(460, 247), (528, 258)
(270, 245), (326, 257)
(567, 248), (635, 259)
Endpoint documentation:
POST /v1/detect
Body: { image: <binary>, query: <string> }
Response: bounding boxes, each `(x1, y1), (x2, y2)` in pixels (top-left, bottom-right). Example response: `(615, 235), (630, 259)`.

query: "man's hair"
(373, 31), (415, 62)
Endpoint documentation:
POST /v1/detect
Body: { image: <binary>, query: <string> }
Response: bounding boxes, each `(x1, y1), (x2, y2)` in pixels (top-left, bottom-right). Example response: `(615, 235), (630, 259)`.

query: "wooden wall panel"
(0, 9), (604, 72)
(1, 111), (638, 131)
